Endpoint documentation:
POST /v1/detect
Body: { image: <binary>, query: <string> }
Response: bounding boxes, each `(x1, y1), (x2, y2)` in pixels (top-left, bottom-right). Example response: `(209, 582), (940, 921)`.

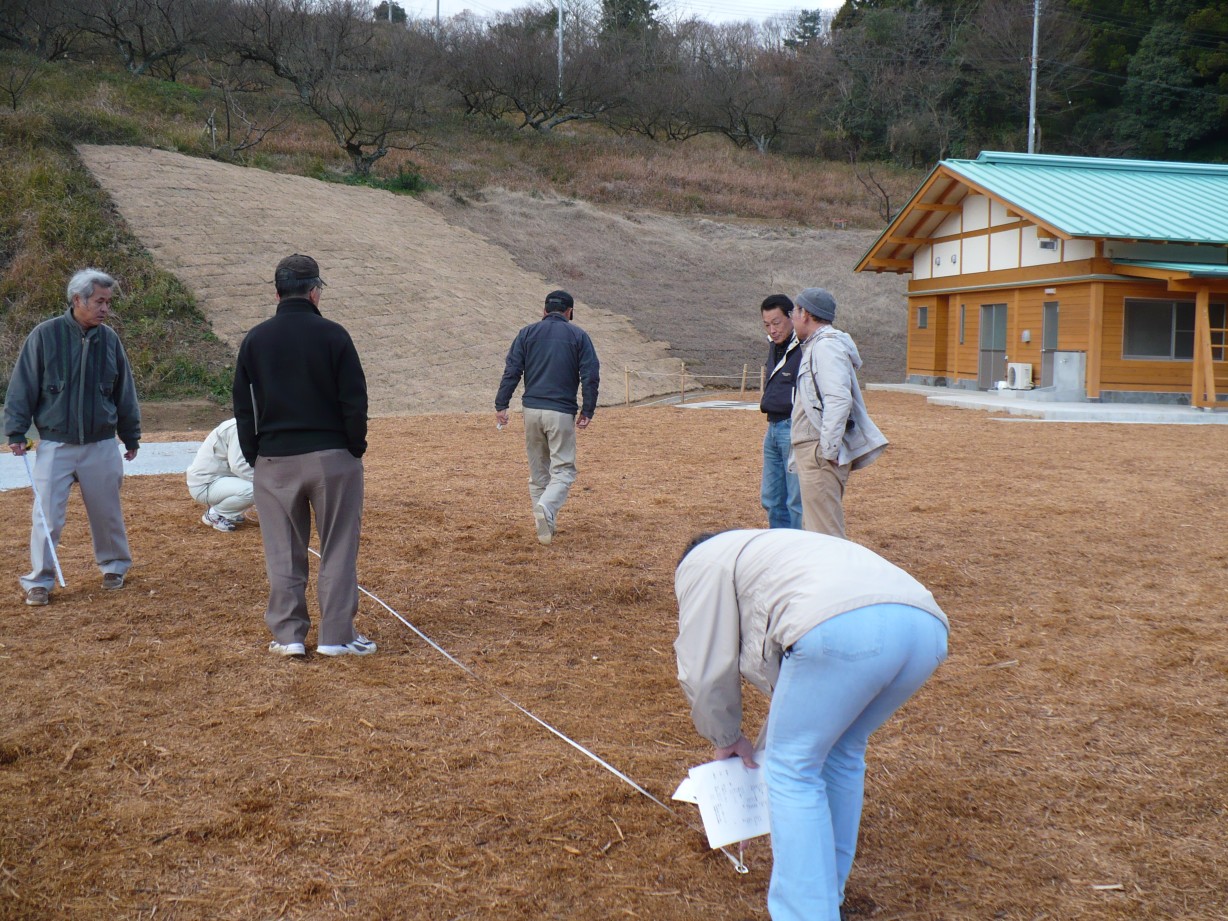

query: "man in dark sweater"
(233, 254), (371, 658)
(495, 290), (600, 545)
(759, 294), (803, 529)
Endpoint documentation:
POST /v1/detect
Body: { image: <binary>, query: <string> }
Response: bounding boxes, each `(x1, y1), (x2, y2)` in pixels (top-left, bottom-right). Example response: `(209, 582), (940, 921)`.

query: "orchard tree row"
(1, 0), (1225, 175)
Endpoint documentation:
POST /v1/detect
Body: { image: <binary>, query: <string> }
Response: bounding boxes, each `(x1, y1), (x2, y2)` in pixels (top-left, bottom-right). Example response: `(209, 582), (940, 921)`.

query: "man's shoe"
(203, 508), (238, 532)
(316, 634), (377, 657)
(24, 586), (49, 606)
(102, 573), (124, 590)
(533, 504), (554, 545)
(269, 640), (306, 657)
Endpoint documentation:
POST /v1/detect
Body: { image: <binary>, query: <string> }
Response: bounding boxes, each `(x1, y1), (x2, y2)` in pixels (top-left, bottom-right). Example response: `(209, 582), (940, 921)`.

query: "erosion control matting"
(1, 392), (1224, 920)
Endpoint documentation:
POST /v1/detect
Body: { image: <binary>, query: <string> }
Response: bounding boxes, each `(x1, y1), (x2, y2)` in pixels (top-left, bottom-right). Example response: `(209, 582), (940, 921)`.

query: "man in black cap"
(495, 289), (600, 545)
(789, 287), (887, 538)
(233, 254), (372, 658)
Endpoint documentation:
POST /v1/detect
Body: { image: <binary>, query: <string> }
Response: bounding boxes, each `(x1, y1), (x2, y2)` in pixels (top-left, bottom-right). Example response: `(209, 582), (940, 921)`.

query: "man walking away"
(495, 290), (600, 546)
(233, 254), (372, 658)
(759, 294), (803, 529)
(790, 288), (887, 538)
(5, 268), (141, 605)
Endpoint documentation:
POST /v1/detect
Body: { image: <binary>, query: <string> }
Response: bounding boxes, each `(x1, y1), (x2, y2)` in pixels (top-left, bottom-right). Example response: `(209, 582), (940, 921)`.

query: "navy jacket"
(495, 313), (600, 417)
(232, 296), (368, 465)
(759, 335), (801, 422)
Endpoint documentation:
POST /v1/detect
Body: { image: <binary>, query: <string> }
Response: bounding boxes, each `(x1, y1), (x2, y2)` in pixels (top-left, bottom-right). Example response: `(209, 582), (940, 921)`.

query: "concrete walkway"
(0, 442), (200, 493)
(869, 383), (1228, 424)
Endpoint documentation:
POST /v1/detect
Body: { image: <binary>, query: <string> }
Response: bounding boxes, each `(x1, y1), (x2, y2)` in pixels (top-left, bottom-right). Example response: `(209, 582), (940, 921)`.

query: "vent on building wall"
(1038, 239), (1058, 251)
(1007, 362), (1034, 390)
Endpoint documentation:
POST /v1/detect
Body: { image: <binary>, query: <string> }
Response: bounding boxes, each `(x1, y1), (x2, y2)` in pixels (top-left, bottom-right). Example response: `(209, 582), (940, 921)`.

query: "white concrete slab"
(0, 442), (200, 492)
(869, 383), (1228, 425)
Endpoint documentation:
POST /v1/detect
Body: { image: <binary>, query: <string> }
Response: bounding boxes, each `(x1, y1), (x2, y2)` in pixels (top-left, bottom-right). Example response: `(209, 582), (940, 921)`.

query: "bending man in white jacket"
(186, 418), (254, 532)
(674, 529), (949, 921)
(789, 288), (887, 538)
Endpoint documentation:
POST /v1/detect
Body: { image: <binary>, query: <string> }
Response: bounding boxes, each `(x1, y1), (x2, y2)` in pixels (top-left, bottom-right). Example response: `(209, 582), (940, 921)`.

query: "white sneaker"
(533, 504), (554, 545)
(203, 508), (238, 532)
(316, 634), (377, 657)
(269, 640), (306, 657)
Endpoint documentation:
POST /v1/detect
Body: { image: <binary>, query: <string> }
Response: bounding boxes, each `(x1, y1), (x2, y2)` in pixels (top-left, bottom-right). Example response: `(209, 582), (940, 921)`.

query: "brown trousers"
(254, 449), (364, 647)
(794, 440), (851, 539)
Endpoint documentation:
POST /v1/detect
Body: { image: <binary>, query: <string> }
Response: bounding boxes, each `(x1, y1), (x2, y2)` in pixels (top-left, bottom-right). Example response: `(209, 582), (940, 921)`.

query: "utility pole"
(1027, 0), (1040, 153)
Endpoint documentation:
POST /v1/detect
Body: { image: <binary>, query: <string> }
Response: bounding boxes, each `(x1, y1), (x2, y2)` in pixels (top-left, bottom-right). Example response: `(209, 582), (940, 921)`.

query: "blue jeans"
(763, 604), (949, 921)
(762, 419), (802, 529)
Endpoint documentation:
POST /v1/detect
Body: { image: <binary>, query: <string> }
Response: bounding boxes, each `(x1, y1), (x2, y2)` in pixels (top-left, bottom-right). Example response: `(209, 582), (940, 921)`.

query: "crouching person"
(187, 419), (254, 532)
(673, 529), (949, 921)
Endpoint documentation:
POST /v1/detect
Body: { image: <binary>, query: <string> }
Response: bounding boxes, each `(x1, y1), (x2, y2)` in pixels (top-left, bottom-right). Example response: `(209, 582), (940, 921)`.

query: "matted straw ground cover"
(1, 392), (1224, 920)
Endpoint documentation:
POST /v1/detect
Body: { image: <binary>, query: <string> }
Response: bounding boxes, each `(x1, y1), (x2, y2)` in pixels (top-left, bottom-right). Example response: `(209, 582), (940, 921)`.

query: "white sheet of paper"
(687, 756), (771, 849)
(672, 775), (699, 804)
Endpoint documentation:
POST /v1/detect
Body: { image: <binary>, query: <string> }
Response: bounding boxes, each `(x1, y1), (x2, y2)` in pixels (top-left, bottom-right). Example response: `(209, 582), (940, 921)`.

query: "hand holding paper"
(674, 754), (770, 850)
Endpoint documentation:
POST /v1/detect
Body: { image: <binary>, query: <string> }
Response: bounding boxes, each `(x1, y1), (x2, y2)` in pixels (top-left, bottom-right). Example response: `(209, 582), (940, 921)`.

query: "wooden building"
(856, 152), (1228, 407)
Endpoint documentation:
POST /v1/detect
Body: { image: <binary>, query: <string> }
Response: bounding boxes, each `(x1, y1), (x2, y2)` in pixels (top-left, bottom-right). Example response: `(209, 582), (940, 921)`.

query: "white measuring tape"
(308, 547), (749, 873)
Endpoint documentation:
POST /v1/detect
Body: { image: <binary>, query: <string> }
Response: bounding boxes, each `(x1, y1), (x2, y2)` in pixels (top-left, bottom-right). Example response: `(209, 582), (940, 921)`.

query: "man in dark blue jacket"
(233, 254), (371, 659)
(495, 290), (600, 545)
(759, 294), (803, 529)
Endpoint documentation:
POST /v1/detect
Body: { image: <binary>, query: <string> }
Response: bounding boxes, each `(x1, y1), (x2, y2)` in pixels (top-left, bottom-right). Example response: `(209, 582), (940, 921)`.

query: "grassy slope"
(0, 50), (925, 404)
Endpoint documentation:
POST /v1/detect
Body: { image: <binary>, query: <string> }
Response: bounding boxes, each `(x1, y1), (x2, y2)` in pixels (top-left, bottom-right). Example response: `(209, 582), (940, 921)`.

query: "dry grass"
(405, 126), (920, 228)
(1, 393), (1225, 920)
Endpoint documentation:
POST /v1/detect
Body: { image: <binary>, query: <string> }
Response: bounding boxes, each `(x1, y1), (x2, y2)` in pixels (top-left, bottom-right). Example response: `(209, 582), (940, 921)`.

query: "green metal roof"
(1112, 259), (1228, 278)
(945, 152), (1228, 244)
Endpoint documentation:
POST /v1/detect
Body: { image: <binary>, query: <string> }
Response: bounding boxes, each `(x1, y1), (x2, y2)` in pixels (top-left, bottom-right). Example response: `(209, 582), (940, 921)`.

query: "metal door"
(978, 303), (1008, 389)
(1040, 301), (1059, 387)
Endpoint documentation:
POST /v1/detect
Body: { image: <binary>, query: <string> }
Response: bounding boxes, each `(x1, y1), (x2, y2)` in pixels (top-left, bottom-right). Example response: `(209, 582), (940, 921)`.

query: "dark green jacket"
(4, 309), (141, 451)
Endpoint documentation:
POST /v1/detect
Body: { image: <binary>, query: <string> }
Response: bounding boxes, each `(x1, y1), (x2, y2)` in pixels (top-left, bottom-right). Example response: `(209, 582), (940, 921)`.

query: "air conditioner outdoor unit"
(1007, 362), (1034, 390)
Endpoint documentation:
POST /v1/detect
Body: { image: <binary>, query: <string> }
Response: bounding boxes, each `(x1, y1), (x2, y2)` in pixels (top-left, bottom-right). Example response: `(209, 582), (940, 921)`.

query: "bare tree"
(77, 0), (217, 79)
(229, 0), (429, 175)
(444, 4), (622, 133)
(0, 49), (39, 109)
(688, 22), (797, 152)
(0, 0), (85, 61)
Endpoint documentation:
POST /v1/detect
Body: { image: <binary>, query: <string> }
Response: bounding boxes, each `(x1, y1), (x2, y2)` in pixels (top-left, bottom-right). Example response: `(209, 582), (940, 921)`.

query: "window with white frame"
(1123, 298), (1227, 360)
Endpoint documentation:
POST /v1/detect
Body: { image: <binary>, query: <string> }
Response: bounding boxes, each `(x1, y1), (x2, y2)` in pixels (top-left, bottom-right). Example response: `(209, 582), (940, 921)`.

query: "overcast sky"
(398, 0), (844, 26)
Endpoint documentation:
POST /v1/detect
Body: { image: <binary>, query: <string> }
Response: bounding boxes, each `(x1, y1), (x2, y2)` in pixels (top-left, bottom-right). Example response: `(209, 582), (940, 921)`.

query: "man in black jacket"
(759, 294), (803, 529)
(233, 254), (372, 658)
(495, 290), (600, 545)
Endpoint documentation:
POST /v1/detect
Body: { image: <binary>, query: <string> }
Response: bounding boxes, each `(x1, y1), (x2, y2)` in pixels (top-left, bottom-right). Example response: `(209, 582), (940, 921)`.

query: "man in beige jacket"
(675, 529), (948, 921)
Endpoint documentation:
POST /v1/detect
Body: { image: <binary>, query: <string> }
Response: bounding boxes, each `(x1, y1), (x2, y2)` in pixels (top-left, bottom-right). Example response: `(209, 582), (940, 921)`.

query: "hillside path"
(78, 145), (681, 415)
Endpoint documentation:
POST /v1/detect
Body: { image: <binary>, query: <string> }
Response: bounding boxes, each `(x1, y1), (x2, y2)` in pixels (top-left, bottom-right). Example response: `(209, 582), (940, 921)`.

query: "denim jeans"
(762, 419), (803, 529)
(763, 603), (949, 921)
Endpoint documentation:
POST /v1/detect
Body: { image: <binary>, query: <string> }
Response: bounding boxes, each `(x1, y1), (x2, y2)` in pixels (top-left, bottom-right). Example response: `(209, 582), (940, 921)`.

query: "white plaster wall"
(962, 236), (989, 274)
(963, 195), (990, 231)
(990, 200), (1013, 226)
(937, 212), (962, 237)
(1064, 239), (1095, 260)
(990, 229), (1020, 271)
(1020, 225), (1062, 267)
(933, 239), (961, 277)
(914, 244), (932, 279)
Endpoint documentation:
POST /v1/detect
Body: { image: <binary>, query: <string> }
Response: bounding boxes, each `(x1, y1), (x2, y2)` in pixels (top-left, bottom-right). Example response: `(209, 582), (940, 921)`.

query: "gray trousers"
(22, 440), (131, 591)
(254, 449), (363, 647)
(523, 408), (577, 526)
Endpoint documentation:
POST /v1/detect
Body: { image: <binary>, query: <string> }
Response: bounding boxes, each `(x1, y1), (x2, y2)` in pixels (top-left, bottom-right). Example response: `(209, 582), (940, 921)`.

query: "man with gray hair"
(789, 288), (887, 538)
(5, 269), (141, 605)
